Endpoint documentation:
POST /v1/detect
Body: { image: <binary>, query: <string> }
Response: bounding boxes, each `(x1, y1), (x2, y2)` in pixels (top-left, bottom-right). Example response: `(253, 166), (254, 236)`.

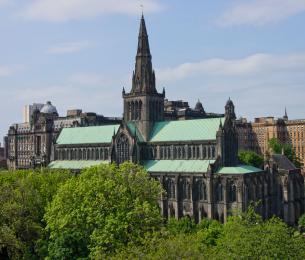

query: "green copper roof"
(127, 122), (144, 142)
(56, 125), (120, 145)
(48, 160), (109, 170)
(143, 160), (215, 173)
(150, 118), (224, 142)
(217, 165), (263, 174)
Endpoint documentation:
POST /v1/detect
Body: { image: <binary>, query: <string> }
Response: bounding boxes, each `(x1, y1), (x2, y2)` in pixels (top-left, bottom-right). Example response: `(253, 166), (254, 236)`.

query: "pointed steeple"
(283, 107), (288, 121)
(131, 14), (157, 94)
(122, 15), (165, 142)
(137, 15), (150, 56)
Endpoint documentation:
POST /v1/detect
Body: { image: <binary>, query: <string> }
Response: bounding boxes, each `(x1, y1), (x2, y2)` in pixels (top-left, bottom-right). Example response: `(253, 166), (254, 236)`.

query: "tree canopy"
(44, 162), (163, 259)
(0, 169), (71, 259)
(238, 150), (264, 168)
(1, 165), (305, 259)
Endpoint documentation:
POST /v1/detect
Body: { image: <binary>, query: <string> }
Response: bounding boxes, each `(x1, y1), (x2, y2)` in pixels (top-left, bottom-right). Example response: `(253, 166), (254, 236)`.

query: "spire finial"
(140, 3), (144, 16)
(283, 107), (288, 120)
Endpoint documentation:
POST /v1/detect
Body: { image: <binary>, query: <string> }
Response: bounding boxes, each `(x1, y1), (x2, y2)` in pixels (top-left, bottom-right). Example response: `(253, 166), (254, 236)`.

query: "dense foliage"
(114, 208), (305, 259)
(238, 150), (264, 168)
(44, 163), (163, 259)
(268, 137), (302, 167)
(0, 169), (71, 259)
(1, 164), (305, 259)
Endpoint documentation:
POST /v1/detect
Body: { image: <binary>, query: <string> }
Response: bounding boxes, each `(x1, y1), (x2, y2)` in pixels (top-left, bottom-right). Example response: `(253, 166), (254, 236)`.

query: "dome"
(195, 99), (204, 112)
(40, 101), (58, 114)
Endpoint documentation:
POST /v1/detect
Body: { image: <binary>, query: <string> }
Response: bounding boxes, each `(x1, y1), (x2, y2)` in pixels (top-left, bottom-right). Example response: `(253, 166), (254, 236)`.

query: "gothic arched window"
(131, 102), (135, 120)
(173, 147), (177, 159)
(178, 147), (182, 159)
(116, 135), (130, 164)
(167, 147), (171, 159)
(135, 101), (139, 120)
(63, 150), (66, 160)
(182, 178), (191, 200)
(167, 178), (175, 199)
(212, 146), (216, 158)
(182, 146), (186, 159)
(216, 183), (223, 202)
(96, 148), (100, 160)
(202, 146), (206, 159)
(139, 100), (142, 120)
(198, 180), (207, 201)
(105, 149), (109, 160)
(187, 146), (192, 159)
(229, 182), (237, 202)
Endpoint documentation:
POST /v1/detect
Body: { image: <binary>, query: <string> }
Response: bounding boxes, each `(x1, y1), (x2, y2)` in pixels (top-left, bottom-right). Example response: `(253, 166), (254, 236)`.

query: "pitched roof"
(143, 160), (215, 173)
(271, 154), (297, 170)
(217, 165), (263, 174)
(149, 118), (224, 142)
(56, 125), (120, 145)
(48, 160), (108, 170)
(127, 122), (144, 142)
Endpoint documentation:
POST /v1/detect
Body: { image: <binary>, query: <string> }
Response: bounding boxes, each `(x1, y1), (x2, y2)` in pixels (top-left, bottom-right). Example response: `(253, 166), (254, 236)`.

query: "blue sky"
(1, 0), (305, 141)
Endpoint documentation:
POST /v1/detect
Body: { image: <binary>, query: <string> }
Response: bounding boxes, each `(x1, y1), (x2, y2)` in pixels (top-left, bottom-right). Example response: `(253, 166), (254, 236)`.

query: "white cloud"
(47, 41), (92, 54)
(156, 53), (305, 82)
(22, 0), (163, 22)
(0, 66), (13, 77)
(219, 0), (305, 26)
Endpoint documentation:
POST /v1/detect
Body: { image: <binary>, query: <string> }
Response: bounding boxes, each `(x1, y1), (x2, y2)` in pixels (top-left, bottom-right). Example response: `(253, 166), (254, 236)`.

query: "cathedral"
(7, 15), (305, 224)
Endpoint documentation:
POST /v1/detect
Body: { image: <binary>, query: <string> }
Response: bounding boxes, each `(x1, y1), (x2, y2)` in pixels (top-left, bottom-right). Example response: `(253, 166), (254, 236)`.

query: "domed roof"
(40, 101), (58, 114)
(195, 99), (204, 111)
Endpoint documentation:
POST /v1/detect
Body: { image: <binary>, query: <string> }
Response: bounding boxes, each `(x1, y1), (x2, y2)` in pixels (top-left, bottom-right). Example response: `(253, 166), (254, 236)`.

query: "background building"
(23, 103), (44, 123)
(236, 113), (305, 168)
(7, 101), (121, 170)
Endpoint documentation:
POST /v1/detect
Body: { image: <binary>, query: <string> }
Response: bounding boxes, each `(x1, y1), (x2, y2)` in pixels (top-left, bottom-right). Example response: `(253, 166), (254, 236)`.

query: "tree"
(238, 150), (264, 168)
(212, 207), (305, 259)
(44, 162), (163, 259)
(166, 217), (197, 235)
(0, 169), (71, 260)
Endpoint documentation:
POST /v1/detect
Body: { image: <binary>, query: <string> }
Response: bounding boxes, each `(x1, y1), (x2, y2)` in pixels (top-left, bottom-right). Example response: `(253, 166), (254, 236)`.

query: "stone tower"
(123, 15), (165, 141)
(217, 98), (239, 167)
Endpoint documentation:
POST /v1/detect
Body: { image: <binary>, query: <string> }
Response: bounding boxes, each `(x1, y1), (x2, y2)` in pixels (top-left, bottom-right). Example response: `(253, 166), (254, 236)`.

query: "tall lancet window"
(198, 180), (207, 201)
(116, 134), (130, 164)
(167, 178), (176, 199)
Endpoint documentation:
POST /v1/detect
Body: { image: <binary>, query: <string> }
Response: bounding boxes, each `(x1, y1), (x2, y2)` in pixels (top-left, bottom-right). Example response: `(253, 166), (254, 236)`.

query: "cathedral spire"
(131, 14), (157, 94)
(137, 14), (150, 56)
(123, 15), (165, 142)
